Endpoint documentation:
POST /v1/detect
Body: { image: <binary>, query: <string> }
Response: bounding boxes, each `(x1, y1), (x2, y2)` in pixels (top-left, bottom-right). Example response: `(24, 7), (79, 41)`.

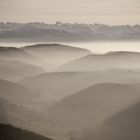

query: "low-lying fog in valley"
(0, 0), (140, 137)
(1, 41), (140, 53)
(1, 41), (140, 140)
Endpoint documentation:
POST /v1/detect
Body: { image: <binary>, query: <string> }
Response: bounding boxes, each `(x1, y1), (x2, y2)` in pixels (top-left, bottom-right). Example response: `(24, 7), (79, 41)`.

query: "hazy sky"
(0, 0), (139, 25)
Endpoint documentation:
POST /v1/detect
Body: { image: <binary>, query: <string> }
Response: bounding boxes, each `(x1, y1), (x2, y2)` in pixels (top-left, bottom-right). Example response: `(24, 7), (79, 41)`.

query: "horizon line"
(0, 21), (139, 26)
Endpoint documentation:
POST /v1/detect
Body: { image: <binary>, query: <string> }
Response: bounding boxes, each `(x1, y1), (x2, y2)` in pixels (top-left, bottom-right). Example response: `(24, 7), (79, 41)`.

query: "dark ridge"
(0, 123), (52, 140)
(22, 43), (91, 52)
(105, 51), (140, 55)
(0, 46), (33, 56)
(0, 47), (21, 51)
(23, 43), (70, 48)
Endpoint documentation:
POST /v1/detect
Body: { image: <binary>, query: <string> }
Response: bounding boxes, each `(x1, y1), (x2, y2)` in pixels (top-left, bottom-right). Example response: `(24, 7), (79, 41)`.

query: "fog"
(1, 42), (140, 140)
(0, 0), (140, 139)
(1, 41), (140, 53)
(67, 41), (140, 53)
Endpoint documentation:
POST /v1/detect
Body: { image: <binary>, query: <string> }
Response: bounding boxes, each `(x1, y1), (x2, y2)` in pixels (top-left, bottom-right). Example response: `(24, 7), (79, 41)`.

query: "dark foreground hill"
(0, 123), (52, 140)
(81, 101), (140, 140)
(0, 97), (53, 139)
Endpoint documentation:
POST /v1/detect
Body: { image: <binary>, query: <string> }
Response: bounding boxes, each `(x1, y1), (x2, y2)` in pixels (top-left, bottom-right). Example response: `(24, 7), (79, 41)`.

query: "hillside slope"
(44, 83), (140, 140)
(81, 101), (140, 140)
(0, 46), (50, 70)
(58, 51), (140, 71)
(0, 60), (45, 81)
(23, 44), (91, 70)
(0, 79), (43, 110)
(20, 70), (140, 102)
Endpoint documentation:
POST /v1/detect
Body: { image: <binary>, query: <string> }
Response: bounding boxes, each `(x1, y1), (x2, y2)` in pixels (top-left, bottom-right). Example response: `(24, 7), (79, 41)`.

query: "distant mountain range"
(0, 22), (140, 41)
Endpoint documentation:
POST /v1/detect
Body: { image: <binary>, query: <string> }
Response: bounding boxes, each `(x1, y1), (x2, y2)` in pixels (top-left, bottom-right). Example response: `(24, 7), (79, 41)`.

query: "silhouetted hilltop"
(58, 51), (140, 71)
(0, 123), (52, 140)
(0, 22), (140, 41)
(22, 44), (91, 69)
(106, 51), (140, 55)
(0, 47), (33, 58)
(0, 46), (36, 63)
(0, 46), (51, 71)
(23, 43), (90, 51)
(81, 101), (140, 140)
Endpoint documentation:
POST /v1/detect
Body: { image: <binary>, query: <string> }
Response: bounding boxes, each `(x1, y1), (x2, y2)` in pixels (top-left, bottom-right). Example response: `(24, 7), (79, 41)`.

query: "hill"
(0, 79), (44, 110)
(58, 51), (140, 71)
(44, 83), (140, 140)
(0, 46), (34, 60)
(0, 46), (50, 70)
(0, 96), (39, 126)
(0, 123), (52, 140)
(22, 44), (91, 70)
(20, 72), (97, 102)
(0, 96), (56, 139)
(81, 101), (140, 140)
(0, 60), (45, 81)
(20, 69), (140, 103)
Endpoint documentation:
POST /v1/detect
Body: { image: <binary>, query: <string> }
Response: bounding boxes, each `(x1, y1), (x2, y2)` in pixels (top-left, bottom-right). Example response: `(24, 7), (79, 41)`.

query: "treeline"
(0, 22), (140, 41)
